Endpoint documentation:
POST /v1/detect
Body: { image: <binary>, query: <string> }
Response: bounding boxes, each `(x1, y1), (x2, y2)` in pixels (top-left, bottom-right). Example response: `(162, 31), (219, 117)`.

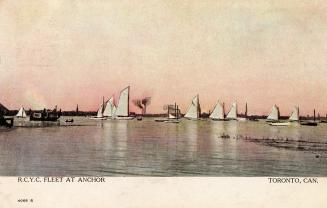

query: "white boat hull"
(114, 116), (135, 120)
(269, 122), (291, 126)
(89, 117), (107, 120)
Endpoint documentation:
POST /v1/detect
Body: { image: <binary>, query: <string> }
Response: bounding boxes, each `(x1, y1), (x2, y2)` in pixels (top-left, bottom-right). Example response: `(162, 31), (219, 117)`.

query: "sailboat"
(225, 102), (238, 121)
(154, 104), (179, 122)
(289, 106), (299, 122)
(267, 105), (290, 126)
(164, 103), (181, 123)
(103, 96), (116, 118)
(300, 109), (318, 126)
(15, 106), (27, 118)
(209, 100), (225, 121)
(113, 86), (134, 120)
(184, 95), (201, 120)
(266, 105), (279, 122)
(90, 97), (107, 120)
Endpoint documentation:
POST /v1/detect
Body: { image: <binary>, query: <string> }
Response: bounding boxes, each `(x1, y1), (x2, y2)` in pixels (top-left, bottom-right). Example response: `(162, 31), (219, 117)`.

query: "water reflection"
(102, 120), (128, 174)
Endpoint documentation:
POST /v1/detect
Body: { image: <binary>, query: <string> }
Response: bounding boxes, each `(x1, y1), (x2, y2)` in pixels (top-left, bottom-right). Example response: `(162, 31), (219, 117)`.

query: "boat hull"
(184, 118), (205, 121)
(136, 116), (142, 121)
(155, 118), (169, 122)
(164, 119), (180, 123)
(269, 122), (291, 126)
(300, 121), (318, 126)
(89, 117), (107, 120)
(210, 118), (225, 121)
(248, 118), (259, 122)
(114, 116), (135, 120)
(225, 118), (238, 121)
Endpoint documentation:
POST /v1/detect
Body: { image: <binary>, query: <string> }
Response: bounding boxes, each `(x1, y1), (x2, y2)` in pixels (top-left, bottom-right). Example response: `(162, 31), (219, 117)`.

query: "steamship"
(30, 107), (61, 121)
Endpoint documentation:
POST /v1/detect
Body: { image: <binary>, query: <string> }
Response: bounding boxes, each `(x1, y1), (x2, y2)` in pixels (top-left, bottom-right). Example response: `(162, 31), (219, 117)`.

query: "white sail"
(267, 105), (279, 121)
(289, 106), (299, 121)
(112, 105), (117, 116)
(103, 97), (116, 117)
(184, 95), (200, 119)
(96, 102), (105, 118)
(168, 114), (176, 119)
(209, 101), (224, 120)
(16, 107), (27, 118)
(226, 102), (237, 119)
(115, 86), (130, 117)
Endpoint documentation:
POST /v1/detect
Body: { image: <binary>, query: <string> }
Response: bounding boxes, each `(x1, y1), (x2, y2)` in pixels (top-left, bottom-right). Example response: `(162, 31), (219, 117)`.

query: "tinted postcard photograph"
(0, 0), (326, 207)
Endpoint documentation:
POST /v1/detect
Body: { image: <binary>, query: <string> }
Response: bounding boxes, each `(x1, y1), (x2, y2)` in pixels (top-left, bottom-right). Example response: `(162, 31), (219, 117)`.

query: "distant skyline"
(1, 0), (327, 116)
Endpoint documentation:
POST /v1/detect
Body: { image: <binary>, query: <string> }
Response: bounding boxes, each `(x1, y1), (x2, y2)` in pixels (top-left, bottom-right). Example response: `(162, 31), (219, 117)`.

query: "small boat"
(30, 107), (61, 122)
(136, 116), (142, 121)
(248, 117), (259, 122)
(154, 118), (169, 122)
(300, 109), (318, 126)
(184, 95), (201, 120)
(321, 114), (327, 123)
(65, 118), (74, 123)
(220, 133), (230, 139)
(157, 103), (180, 123)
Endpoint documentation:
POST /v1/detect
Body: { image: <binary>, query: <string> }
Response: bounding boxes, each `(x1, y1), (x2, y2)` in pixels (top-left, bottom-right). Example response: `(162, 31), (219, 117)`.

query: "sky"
(1, 0), (327, 116)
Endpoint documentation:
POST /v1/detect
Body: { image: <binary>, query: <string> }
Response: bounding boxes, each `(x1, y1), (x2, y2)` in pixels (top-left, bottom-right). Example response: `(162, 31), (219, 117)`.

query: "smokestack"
(132, 99), (143, 114)
(141, 97), (151, 114)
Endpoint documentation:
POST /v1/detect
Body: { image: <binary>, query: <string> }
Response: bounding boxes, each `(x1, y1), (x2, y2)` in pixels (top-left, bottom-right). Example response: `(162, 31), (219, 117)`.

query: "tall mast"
(102, 96), (105, 114)
(197, 94), (200, 118)
(175, 102), (177, 120)
(245, 102), (248, 118)
(223, 102), (225, 117)
(314, 109), (316, 121)
(127, 86), (130, 116)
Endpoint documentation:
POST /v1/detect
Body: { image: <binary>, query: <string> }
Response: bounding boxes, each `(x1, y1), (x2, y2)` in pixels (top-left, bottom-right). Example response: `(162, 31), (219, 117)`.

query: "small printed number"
(17, 199), (33, 203)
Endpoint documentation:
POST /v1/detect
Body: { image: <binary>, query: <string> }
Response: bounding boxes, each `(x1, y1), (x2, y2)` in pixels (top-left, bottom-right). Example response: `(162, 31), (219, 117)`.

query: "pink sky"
(1, 0), (327, 116)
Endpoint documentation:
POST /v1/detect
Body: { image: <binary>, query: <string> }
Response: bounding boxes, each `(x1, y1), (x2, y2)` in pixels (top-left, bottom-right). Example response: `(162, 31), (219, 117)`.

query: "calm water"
(0, 117), (327, 176)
